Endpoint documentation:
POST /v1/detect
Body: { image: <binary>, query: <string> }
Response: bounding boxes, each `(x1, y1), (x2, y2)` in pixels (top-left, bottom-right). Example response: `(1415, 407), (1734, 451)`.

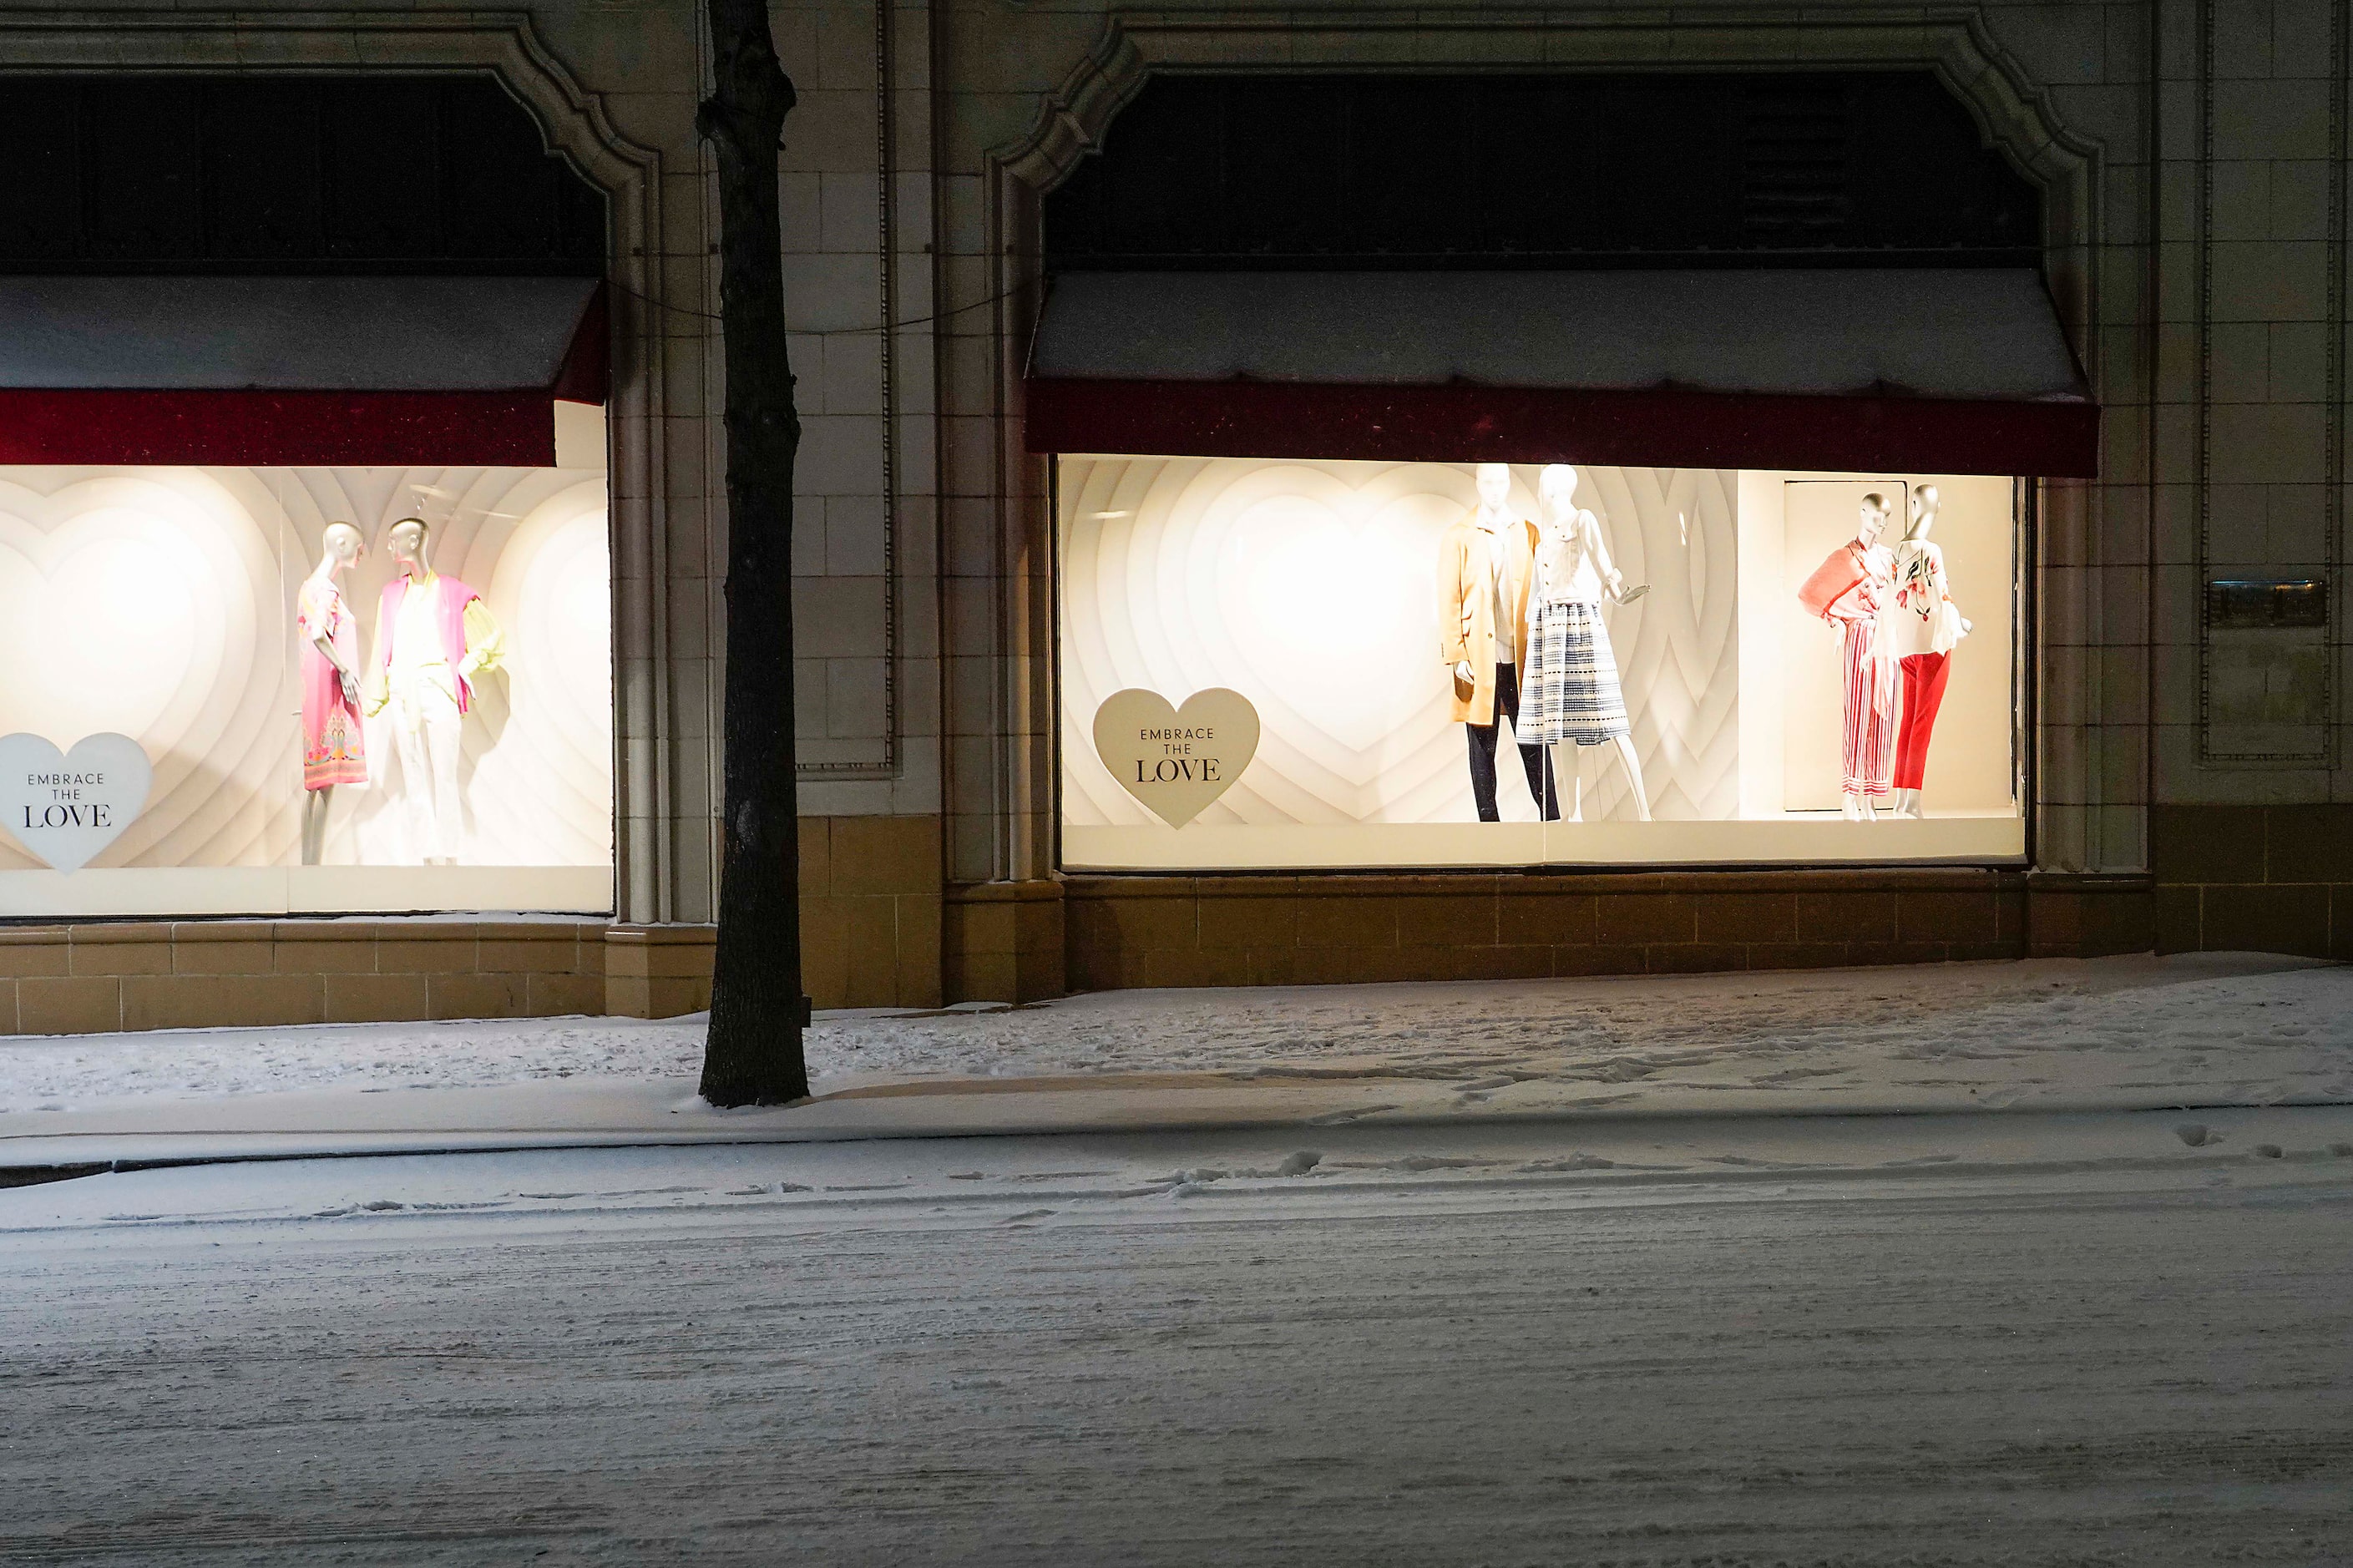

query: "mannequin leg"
(1515, 742), (1553, 821)
(391, 700), (435, 863)
(1465, 720), (1501, 822)
(1607, 735), (1652, 822)
(420, 694), (464, 864)
(1839, 619), (1891, 820)
(1548, 742), (1583, 822)
(301, 787), (331, 867)
(1891, 652), (1951, 815)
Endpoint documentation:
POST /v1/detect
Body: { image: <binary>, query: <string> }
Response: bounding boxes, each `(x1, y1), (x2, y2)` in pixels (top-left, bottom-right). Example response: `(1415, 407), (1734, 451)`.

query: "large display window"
(1059, 457), (2022, 870)
(0, 460), (613, 916)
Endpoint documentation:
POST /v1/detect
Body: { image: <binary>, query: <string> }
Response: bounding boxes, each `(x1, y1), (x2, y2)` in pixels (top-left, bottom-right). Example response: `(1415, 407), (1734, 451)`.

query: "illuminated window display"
(1059, 457), (2021, 871)
(0, 464), (613, 916)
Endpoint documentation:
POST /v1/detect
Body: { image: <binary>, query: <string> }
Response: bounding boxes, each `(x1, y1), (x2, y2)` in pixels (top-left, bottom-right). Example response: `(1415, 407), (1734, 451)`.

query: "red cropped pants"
(1891, 651), (1951, 791)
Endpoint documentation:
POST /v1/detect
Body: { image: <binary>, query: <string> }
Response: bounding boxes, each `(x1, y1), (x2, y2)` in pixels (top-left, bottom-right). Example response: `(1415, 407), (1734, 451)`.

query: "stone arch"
(964, 8), (2108, 884)
(0, 8), (676, 920)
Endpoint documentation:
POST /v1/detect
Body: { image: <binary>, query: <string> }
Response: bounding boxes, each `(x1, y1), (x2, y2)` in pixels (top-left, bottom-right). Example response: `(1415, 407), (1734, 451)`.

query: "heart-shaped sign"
(0, 732), (153, 872)
(1093, 688), (1259, 827)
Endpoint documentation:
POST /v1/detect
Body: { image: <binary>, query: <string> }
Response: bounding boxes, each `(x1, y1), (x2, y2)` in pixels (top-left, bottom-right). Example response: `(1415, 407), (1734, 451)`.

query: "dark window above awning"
(0, 276), (606, 465)
(1025, 269), (2097, 476)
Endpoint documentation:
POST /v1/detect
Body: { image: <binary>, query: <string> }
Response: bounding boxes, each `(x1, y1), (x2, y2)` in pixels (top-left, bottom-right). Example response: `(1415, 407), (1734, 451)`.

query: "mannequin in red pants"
(1885, 484), (1971, 818)
(1893, 650), (1951, 794)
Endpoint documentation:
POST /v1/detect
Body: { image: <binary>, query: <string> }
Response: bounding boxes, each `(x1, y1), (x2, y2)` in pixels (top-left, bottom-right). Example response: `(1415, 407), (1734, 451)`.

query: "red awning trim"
(1025, 377), (2100, 478)
(0, 390), (555, 467)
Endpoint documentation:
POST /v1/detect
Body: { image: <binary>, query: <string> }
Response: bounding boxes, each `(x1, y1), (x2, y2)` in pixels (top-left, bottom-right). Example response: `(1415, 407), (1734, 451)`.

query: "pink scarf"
(376, 574), (484, 713)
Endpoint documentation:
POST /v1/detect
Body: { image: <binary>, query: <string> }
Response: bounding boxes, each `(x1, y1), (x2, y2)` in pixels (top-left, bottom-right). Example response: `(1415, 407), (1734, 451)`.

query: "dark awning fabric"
(0, 276), (605, 465)
(1025, 269), (2097, 476)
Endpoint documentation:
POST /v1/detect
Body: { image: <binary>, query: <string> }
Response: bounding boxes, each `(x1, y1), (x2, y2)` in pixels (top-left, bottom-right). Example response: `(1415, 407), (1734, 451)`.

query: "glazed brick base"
(2153, 804), (2353, 959)
(1062, 871), (2046, 992)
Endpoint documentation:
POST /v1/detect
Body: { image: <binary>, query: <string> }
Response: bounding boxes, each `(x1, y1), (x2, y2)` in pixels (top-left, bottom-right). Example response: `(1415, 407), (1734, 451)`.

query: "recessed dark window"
(1046, 72), (2041, 272)
(0, 74), (605, 274)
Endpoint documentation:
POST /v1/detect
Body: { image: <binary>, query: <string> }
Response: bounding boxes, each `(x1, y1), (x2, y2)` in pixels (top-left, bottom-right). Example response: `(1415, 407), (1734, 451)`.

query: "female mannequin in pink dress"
(296, 522), (369, 865)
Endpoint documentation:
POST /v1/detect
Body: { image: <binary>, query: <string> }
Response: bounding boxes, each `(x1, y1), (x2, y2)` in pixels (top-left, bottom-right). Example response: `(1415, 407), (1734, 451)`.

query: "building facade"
(0, 0), (2344, 1033)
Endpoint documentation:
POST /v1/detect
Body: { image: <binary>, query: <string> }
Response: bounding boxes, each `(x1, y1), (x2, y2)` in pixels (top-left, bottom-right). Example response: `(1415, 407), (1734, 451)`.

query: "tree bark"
(696, 0), (808, 1106)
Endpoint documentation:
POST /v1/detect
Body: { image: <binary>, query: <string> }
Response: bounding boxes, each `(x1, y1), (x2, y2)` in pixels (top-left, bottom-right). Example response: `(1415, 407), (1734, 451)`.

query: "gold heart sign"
(1093, 688), (1259, 827)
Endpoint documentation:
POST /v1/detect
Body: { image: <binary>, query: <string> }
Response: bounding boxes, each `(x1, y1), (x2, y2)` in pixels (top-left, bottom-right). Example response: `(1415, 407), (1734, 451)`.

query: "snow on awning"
(1025, 269), (2097, 477)
(0, 276), (606, 465)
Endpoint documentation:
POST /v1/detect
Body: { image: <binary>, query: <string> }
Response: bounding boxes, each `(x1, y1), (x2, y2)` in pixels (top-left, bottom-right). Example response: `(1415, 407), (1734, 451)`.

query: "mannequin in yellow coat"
(1435, 463), (1555, 821)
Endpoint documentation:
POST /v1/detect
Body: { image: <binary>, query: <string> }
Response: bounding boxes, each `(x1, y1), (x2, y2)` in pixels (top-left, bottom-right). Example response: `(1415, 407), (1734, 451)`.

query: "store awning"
(1025, 269), (2097, 476)
(0, 276), (606, 465)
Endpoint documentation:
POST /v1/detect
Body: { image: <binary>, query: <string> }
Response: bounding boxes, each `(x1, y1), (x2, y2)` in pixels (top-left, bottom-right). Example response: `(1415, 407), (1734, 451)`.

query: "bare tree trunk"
(696, 0), (808, 1106)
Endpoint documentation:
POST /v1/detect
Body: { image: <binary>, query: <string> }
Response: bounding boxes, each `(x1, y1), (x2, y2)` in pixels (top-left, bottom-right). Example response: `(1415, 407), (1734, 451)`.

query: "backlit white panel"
(0, 465), (613, 912)
(1060, 457), (1737, 828)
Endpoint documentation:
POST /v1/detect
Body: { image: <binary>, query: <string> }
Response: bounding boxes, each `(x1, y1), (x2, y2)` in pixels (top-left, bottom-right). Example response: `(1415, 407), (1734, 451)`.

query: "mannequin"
(1886, 483), (1971, 819)
(1435, 463), (1554, 821)
(366, 517), (503, 865)
(296, 522), (369, 866)
(1521, 463), (1650, 822)
(1798, 493), (1898, 820)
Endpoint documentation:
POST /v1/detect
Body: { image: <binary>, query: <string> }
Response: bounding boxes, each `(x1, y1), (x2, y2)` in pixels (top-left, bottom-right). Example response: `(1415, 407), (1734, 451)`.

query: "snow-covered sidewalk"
(0, 953), (2347, 1165)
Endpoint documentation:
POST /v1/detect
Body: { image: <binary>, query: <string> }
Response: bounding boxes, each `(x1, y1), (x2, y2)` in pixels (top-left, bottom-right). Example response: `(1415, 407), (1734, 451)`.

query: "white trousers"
(389, 679), (463, 862)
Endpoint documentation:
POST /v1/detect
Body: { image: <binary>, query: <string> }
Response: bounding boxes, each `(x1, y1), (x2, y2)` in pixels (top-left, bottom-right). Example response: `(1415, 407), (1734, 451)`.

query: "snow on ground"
(1, 952), (2347, 1116)
(4, 1113), (2351, 1565)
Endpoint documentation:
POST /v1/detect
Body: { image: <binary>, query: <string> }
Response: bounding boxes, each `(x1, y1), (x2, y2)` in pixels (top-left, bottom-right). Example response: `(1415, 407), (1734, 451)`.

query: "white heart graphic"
(1093, 688), (1259, 827)
(0, 478), (230, 747)
(1217, 485), (1456, 757)
(0, 732), (153, 872)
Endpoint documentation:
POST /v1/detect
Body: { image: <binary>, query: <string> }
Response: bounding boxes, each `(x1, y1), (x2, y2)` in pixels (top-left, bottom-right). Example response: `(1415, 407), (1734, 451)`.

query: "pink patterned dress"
(297, 576), (369, 789)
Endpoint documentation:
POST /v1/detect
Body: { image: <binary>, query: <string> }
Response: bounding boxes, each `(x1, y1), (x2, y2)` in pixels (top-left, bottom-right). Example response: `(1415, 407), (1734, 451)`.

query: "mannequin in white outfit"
(1526, 464), (1650, 822)
(368, 518), (502, 865)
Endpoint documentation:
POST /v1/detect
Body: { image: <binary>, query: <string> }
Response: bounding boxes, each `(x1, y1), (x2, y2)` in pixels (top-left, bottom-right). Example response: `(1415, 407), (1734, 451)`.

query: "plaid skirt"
(1521, 599), (1630, 746)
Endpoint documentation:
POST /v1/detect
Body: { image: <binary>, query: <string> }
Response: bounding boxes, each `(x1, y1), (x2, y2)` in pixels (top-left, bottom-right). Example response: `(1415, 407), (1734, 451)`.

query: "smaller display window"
(0, 458), (615, 917)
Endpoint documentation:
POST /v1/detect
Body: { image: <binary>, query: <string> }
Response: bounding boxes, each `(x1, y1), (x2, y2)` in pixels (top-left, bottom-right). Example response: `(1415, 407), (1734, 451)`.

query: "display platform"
(0, 865), (614, 918)
(1063, 816), (2025, 873)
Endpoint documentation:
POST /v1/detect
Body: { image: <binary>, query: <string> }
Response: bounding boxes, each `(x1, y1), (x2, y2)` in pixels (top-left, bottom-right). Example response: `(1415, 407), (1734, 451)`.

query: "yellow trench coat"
(1434, 513), (1538, 726)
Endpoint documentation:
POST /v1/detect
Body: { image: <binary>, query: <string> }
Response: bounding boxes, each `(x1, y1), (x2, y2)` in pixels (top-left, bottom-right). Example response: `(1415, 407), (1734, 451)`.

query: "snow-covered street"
(6, 955), (2351, 1563)
(4, 1108), (2352, 1565)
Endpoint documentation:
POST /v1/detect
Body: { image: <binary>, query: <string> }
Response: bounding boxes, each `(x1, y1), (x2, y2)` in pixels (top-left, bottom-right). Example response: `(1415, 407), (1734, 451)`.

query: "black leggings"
(1466, 662), (1557, 822)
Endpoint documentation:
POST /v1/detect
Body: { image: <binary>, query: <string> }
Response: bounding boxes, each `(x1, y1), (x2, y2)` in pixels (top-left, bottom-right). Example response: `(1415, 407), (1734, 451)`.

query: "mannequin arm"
(311, 633), (356, 680)
(360, 620), (390, 716)
(457, 600), (506, 680)
(1583, 510), (1627, 596)
(313, 634), (361, 704)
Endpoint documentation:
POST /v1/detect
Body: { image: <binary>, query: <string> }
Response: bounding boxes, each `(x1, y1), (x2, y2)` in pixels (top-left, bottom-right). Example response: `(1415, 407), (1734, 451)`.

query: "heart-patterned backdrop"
(1060, 457), (1738, 827)
(0, 465), (611, 873)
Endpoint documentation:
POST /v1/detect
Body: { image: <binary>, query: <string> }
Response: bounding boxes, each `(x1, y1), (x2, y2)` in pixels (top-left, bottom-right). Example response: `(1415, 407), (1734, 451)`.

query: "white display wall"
(0, 464), (613, 915)
(1059, 455), (2022, 870)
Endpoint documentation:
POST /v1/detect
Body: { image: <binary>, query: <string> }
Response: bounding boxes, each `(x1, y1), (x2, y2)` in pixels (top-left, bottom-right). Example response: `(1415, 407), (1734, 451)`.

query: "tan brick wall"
(0, 920), (609, 1036)
(944, 880), (1065, 1003)
(604, 924), (716, 1019)
(798, 814), (943, 1009)
(2153, 805), (2353, 959)
(0, 814), (947, 1035)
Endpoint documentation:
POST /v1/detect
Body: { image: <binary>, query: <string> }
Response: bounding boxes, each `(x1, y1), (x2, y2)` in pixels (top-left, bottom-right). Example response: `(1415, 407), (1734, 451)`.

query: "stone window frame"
(968, 8), (2108, 881)
(0, 8), (689, 922)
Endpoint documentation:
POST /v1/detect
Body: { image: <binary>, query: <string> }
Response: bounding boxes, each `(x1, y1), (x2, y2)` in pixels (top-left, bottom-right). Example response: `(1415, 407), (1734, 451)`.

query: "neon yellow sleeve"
(458, 599), (506, 679)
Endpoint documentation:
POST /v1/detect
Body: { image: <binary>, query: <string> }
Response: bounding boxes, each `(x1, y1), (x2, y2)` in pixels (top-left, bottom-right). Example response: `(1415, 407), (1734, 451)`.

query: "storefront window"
(0, 462), (613, 915)
(1059, 456), (2021, 870)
